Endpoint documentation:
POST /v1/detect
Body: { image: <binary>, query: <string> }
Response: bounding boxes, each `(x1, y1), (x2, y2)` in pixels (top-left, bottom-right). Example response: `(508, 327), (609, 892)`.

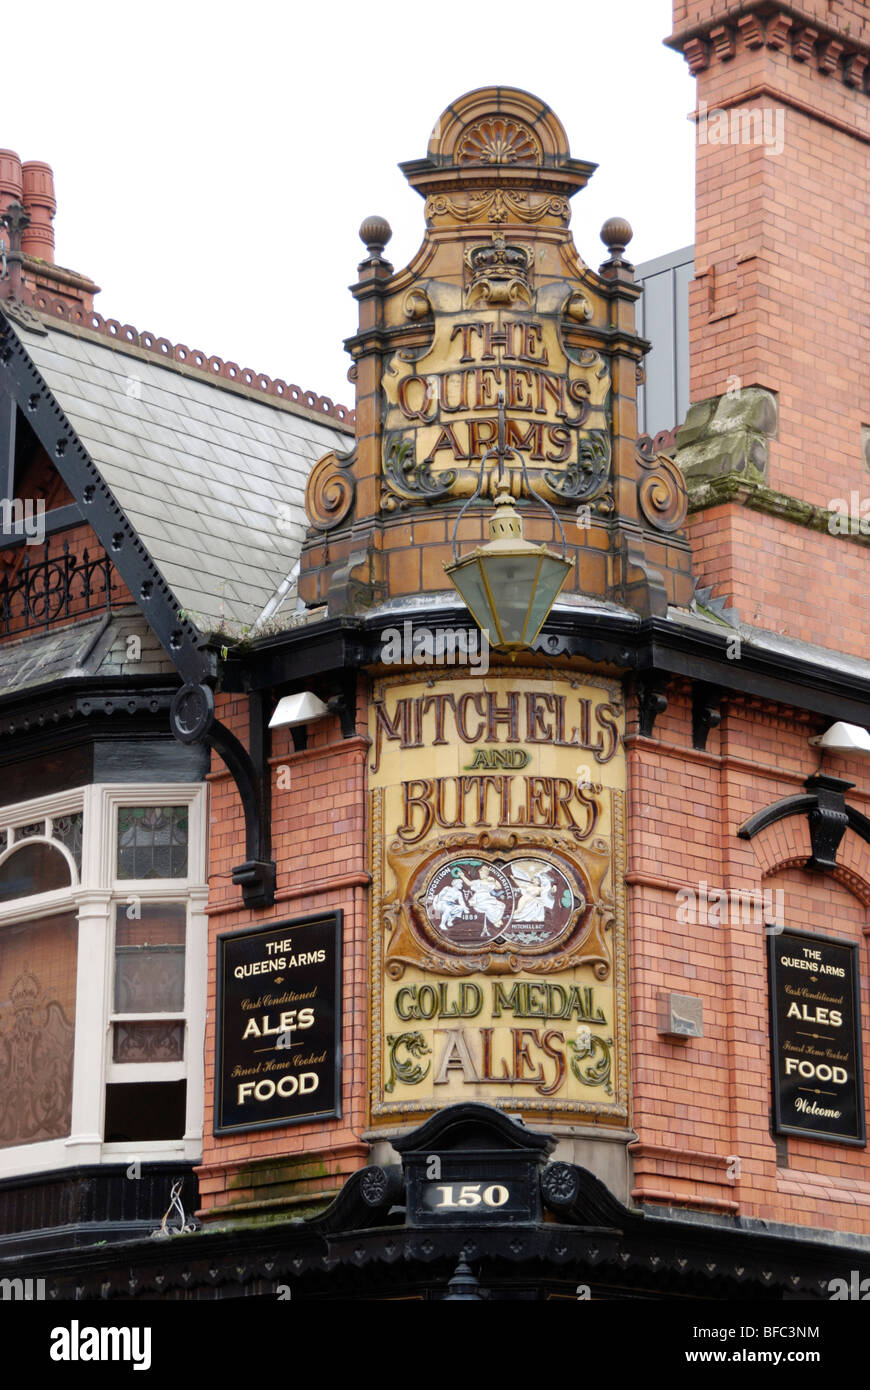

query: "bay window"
(0, 783), (207, 1177)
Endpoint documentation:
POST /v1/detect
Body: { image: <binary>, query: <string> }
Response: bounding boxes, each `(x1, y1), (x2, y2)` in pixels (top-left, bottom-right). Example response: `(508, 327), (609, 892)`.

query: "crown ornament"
(465, 233), (533, 306)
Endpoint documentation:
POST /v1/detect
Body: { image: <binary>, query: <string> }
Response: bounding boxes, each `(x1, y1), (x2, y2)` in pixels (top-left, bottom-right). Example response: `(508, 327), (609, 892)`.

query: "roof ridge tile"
(18, 289), (356, 428)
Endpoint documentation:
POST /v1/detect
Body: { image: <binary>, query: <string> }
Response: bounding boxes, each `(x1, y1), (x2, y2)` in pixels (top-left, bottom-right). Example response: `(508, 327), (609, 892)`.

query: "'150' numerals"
(433, 1183), (509, 1209)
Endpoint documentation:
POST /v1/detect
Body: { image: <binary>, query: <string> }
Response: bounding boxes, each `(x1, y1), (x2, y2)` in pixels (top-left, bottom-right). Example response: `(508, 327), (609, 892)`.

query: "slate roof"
(6, 310), (350, 632)
(0, 610), (176, 699)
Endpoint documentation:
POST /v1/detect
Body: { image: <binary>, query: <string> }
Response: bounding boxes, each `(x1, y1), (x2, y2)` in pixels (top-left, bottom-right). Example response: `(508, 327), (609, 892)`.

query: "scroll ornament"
(305, 446), (357, 532)
(636, 438), (688, 534)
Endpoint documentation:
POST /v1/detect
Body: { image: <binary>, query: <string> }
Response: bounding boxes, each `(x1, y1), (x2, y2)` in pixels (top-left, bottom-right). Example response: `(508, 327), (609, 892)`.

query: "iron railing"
(0, 541), (116, 636)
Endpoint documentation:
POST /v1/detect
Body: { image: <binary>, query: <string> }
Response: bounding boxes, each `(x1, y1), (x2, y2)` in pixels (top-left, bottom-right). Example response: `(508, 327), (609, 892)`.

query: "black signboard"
(768, 927), (865, 1146)
(215, 912), (341, 1134)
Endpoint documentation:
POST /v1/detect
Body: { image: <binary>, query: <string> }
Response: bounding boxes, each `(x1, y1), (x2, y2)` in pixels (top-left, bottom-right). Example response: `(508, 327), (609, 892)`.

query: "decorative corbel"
(692, 682), (722, 752)
(327, 672), (358, 739)
(804, 774), (851, 871)
(635, 672), (668, 739)
(738, 773), (870, 873)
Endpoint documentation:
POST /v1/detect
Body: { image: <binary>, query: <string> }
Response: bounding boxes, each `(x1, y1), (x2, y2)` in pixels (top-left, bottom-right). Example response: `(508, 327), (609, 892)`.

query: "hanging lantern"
(445, 485), (572, 651)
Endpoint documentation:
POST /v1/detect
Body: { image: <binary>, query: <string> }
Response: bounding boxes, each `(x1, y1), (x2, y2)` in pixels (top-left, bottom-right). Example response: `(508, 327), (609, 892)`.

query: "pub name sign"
(768, 928), (865, 1146)
(216, 913), (342, 1134)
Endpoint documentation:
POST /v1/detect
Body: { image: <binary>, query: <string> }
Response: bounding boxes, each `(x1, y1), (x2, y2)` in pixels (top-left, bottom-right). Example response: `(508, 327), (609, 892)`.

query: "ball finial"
(359, 215), (392, 260)
(600, 217), (633, 262)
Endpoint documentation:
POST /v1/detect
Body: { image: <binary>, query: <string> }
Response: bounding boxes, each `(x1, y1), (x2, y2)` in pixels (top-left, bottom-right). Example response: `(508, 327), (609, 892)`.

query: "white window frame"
(0, 782), (208, 1178)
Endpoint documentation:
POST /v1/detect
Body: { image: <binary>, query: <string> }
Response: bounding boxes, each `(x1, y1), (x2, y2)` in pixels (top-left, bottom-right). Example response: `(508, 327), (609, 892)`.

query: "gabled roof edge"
(0, 305), (214, 688)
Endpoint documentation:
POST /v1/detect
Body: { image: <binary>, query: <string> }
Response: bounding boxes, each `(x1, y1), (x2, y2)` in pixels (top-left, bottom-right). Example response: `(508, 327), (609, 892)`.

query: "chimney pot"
(0, 149), (23, 232)
(21, 160), (56, 263)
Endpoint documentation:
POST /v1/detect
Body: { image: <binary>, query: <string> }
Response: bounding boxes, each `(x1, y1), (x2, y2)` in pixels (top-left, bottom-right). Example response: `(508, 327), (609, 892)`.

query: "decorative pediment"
(300, 86), (698, 620)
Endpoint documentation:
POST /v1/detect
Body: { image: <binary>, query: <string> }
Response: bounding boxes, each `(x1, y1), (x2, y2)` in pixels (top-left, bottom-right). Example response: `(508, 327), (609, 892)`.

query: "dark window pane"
(113, 1021), (184, 1063)
(104, 1081), (186, 1141)
(0, 842), (72, 904)
(117, 806), (188, 880)
(114, 903), (186, 1013)
(0, 912), (77, 1148)
(51, 813), (84, 875)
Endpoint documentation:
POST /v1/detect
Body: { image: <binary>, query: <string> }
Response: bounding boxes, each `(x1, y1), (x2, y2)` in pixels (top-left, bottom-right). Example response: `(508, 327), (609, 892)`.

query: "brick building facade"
(1, 0), (870, 1302)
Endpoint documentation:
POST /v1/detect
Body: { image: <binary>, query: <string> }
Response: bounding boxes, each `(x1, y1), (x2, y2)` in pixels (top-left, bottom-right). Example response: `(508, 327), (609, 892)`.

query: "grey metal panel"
(635, 244), (694, 439)
(13, 319), (349, 630)
(674, 258), (693, 430)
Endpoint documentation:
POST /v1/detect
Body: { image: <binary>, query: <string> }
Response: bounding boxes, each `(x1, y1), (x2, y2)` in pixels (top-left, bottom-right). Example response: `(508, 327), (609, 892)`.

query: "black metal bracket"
(738, 773), (870, 872)
(327, 671), (357, 739)
(805, 774), (852, 871)
(170, 685), (275, 908)
(212, 704), (275, 909)
(692, 681), (722, 751)
(636, 672), (668, 739)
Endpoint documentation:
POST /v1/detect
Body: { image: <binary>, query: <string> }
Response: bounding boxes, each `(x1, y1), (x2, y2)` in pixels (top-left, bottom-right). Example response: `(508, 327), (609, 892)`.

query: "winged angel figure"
(509, 860), (557, 924)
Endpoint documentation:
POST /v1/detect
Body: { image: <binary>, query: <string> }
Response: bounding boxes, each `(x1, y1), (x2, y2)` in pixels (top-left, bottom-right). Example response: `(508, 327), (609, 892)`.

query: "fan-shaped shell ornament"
(455, 118), (542, 166)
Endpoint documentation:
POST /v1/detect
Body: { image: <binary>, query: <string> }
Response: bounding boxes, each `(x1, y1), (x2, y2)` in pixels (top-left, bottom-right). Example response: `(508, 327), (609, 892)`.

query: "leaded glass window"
(51, 813), (84, 875)
(116, 806), (188, 880)
(14, 821), (46, 841)
(112, 1020), (185, 1063)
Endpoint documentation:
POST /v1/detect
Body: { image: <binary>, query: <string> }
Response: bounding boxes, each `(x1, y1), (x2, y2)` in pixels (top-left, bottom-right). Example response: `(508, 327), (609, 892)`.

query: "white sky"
(3, 0), (696, 408)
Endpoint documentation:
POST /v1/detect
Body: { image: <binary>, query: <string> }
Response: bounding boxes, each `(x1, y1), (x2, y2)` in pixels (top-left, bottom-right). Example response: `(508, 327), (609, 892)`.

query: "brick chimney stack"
(668, 1), (870, 658)
(0, 146), (98, 311)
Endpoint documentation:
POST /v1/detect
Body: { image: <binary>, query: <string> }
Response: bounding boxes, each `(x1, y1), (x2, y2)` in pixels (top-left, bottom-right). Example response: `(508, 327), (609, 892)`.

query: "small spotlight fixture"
(268, 692), (330, 730)
(808, 722), (870, 755)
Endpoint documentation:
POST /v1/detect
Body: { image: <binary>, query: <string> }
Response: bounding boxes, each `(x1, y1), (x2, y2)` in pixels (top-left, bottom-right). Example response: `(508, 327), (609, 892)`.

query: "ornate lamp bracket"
(170, 685), (275, 908)
(450, 391), (568, 561)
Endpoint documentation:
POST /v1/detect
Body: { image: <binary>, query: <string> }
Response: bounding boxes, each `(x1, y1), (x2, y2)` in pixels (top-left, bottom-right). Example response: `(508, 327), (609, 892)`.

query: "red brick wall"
(673, 2), (870, 654)
(628, 682), (870, 1233)
(197, 685), (371, 1219)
